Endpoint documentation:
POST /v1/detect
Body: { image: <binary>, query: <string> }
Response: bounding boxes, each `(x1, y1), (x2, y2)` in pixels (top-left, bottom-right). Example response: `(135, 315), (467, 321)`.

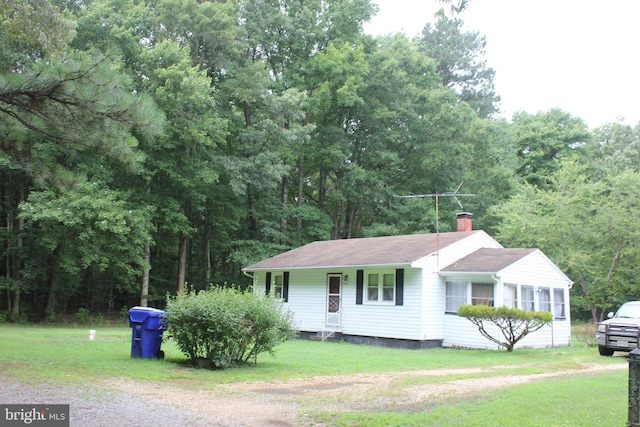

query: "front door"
(326, 274), (342, 327)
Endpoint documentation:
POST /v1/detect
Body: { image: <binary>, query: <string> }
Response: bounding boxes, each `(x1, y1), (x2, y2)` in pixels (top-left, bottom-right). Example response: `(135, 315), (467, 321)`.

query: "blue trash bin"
(128, 306), (166, 359)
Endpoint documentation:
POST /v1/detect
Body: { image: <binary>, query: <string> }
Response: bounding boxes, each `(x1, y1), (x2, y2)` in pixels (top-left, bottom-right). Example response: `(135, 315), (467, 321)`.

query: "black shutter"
(282, 272), (289, 302)
(395, 268), (404, 306)
(265, 272), (271, 295)
(356, 269), (364, 305)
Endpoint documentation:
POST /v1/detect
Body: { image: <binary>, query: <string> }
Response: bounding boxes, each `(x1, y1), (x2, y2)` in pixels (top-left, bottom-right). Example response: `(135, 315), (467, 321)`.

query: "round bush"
(165, 287), (295, 368)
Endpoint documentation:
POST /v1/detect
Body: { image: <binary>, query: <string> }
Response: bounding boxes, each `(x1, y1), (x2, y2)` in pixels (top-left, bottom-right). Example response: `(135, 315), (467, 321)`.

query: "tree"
(0, 0), (75, 69)
(458, 305), (553, 351)
(20, 182), (153, 318)
(492, 159), (640, 322)
(138, 40), (224, 294)
(419, 11), (499, 119)
(349, 34), (445, 235)
(511, 109), (590, 189)
(1, 0), (164, 320)
(2, 0), (531, 321)
(587, 121), (640, 175)
(437, 0), (473, 13)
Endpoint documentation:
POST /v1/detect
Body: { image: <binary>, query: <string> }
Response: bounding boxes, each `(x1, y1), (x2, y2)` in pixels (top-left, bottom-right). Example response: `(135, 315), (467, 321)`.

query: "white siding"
(442, 250), (572, 349)
(497, 250), (572, 347)
(285, 269), (330, 331)
(344, 267), (423, 340)
(419, 231), (503, 341)
(250, 233), (572, 349)
(255, 267), (424, 340)
(443, 314), (571, 350)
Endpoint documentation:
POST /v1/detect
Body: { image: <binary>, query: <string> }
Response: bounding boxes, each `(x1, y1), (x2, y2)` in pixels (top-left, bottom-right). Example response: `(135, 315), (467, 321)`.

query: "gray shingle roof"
(441, 248), (537, 273)
(243, 231), (481, 270)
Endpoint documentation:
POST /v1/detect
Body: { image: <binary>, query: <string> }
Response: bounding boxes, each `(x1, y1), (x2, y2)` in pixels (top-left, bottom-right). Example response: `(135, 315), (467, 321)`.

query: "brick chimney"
(456, 212), (473, 232)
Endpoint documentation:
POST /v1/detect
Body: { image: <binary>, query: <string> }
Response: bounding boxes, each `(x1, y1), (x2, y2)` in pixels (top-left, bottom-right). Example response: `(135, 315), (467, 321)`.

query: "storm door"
(326, 274), (342, 327)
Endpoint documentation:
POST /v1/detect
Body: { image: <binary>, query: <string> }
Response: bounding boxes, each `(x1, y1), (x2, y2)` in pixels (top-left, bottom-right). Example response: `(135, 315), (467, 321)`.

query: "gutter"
(438, 271), (498, 277)
(243, 262), (414, 271)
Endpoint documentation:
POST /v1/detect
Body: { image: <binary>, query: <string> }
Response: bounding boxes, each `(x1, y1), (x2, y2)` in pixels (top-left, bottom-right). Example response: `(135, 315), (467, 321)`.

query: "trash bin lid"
(129, 306), (165, 323)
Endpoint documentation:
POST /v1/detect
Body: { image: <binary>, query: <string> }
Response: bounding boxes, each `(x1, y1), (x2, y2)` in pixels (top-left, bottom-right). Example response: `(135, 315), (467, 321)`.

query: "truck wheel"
(598, 345), (614, 356)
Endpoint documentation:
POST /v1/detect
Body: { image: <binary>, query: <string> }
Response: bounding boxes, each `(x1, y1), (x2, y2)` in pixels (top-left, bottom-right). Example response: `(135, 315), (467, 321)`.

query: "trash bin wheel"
(156, 350), (165, 359)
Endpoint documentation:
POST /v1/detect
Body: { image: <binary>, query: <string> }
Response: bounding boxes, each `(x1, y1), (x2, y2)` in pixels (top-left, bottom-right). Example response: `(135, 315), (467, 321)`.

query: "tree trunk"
(45, 247), (61, 319)
(319, 166), (326, 210)
(204, 209), (212, 289)
(297, 155), (304, 233)
(10, 290), (20, 322)
(141, 239), (150, 306)
(247, 184), (258, 237)
(332, 200), (342, 240)
(578, 273), (599, 323)
(177, 231), (187, 293)
(281, 175), (288, 243)
(6, 179), (24, 322)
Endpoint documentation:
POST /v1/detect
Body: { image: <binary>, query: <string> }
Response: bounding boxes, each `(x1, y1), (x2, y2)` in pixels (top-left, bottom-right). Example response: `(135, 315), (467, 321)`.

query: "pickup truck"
(596, 301), (640, 356)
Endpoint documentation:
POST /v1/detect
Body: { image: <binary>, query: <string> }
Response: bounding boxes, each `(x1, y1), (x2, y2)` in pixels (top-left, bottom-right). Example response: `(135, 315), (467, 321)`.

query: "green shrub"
(72, 307), (91, 325)
(458, 305), (553, 351)
(165, 286), (296, 369)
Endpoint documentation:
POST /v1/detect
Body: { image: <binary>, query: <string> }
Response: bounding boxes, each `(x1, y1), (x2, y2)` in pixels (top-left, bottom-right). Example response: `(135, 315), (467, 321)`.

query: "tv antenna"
(395, 182), (476, 270)
(395, 182), (475, 232)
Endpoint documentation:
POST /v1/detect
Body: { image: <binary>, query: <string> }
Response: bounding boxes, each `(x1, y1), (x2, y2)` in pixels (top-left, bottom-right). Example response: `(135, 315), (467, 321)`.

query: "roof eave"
(439, 270), (499, 276)
(243, 262), (415, 271)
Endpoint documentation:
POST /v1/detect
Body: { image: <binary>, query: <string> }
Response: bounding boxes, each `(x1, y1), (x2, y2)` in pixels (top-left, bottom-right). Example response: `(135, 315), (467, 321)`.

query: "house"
(242, 213), (573, 350)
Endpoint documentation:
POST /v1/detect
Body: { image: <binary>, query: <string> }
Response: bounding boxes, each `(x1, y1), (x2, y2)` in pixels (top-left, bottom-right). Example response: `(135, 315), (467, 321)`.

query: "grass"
(311, 369), (627, 426)
(0, 323), (630, 426)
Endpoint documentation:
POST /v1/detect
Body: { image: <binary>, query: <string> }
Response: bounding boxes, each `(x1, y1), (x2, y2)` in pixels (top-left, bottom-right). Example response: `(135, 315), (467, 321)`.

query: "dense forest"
(2, 0), (639, 323)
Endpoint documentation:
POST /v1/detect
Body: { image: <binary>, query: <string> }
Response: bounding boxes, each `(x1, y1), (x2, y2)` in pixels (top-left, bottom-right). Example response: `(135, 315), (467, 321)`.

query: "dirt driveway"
(1, 361), (626, 426)
(102, 361), (625, 426)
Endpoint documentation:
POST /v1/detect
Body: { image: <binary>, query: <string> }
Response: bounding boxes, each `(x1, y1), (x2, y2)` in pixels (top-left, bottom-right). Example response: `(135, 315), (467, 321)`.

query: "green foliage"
(0, 0), (76, 66)
(3, 0), (639, 331)
(511, 109), (590, 189)
(457, 305), (553, 351)
(419, 11), (499, 118)
(72, 308), (91, 326)
(20, 182), (153, 283)
(165, 287), (295, 368)
(492, 159), (640, 321)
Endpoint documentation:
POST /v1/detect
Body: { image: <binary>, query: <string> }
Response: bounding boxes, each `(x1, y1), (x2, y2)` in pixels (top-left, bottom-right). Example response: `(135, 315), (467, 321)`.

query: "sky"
(364, 0), (640, 129)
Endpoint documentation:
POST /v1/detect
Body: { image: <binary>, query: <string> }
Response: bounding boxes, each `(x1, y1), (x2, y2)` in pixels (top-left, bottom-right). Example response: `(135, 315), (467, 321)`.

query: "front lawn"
(0, 324), (629, 426)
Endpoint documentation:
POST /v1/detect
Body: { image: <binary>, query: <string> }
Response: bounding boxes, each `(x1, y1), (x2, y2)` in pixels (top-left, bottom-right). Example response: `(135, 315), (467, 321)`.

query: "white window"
(471, 283), (494, 306)
(366, 273), (395, 303)
(521, 286), (535, 312)
(273, 274), (283, 299)
(554, 288), (566, 318)
(446, 281), (467, 313)
(503, 284), (517, 308)
(539, 287), (551, 312)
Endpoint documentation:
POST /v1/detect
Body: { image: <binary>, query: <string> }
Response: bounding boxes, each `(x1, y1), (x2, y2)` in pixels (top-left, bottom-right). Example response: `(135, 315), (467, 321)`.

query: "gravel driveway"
(1, 380), (214, 427)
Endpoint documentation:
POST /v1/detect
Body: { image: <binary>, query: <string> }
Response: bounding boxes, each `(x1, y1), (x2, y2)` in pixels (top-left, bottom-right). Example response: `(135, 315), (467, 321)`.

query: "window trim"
(445, 281), (467, 313)
(503, 283), (518, 309)
(553, 288), (566, 319)
(265, 271), (288, 302)
(538, 287), (551, 313)
(471, 282), (495, 307)
(445, 281), (567, 316)
(521, 285), (535, 312)
(445, 282), (496, 312)
(365, 271), (396, 305)
(273, 273), (283, 299)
